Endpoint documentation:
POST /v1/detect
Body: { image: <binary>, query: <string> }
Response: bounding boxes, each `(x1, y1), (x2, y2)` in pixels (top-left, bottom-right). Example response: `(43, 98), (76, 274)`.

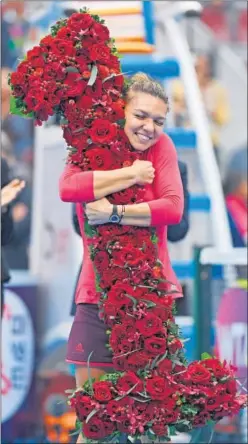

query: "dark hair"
(124, 72), (169, 108)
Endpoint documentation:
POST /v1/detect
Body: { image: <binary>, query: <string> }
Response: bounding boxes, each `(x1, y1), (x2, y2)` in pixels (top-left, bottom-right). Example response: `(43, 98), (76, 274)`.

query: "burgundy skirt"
(66, 303), (113, 367)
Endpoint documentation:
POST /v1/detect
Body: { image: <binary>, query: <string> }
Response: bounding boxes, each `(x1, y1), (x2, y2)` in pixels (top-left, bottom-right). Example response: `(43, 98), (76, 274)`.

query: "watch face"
(110, 214), (120, 223)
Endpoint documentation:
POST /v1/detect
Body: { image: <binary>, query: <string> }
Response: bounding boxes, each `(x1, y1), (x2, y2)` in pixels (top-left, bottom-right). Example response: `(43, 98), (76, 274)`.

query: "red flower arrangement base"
(9, 9), (247, 443)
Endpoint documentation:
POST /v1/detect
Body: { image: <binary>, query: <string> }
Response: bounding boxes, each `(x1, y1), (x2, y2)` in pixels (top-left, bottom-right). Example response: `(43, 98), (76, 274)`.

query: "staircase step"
(189, 195), (210, 212)
(121, 56), (180, 78)
(116, 41), (154, 54)
(166, 129), (197, 149)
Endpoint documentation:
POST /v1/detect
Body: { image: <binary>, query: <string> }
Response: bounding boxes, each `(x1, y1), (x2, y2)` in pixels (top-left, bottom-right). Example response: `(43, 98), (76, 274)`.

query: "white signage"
(1, 290), (35, 423)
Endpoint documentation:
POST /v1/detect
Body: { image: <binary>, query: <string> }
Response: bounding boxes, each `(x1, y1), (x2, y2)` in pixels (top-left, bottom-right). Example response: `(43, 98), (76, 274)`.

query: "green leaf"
(151, 233), (158, 244)
(87, 350), (94, 394)
(201, 352), (212, 360)
(132, 396), (150, 403)
(10, 95), (34, 119)
(84, 219), (97, 238)
(65, 66), (79, 73)
(69, 429), (80, 437)
(87, 64), (98, 87)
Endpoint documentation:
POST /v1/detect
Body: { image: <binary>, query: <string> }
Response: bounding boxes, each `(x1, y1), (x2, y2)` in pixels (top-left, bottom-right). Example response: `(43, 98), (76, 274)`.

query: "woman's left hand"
(85, 198), (113, 225)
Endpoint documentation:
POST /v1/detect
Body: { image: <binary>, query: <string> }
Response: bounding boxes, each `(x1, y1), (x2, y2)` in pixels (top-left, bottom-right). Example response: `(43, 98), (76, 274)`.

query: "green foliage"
(181, 404), (199, 416)
(10, 95), (34, 119)
(88, 64), (98, 87)
(201, 352), (213, 360)
(84, 219), (97, 238)
(50, 18), (67, 37)
(151, 233), (158, 244)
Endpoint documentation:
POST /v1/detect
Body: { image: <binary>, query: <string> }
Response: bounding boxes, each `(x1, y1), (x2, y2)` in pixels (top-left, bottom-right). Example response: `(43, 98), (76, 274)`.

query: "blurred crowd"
(200, 0), (247, 43)
(1, 0), (247, 275)
(1, 1), (33, 270)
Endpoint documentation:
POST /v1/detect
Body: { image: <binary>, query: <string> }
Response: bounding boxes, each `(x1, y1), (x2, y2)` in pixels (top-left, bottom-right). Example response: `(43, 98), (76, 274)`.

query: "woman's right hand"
(131, 160), (155, 185)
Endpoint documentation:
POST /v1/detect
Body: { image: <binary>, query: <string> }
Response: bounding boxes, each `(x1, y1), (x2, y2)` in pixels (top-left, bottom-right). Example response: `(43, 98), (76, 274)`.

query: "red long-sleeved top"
(59, 133), (184, 303)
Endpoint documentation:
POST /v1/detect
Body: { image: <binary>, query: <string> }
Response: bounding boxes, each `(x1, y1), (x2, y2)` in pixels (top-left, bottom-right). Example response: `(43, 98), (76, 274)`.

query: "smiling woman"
(9, 8), (247, 443)
(124, 73), (168, 151)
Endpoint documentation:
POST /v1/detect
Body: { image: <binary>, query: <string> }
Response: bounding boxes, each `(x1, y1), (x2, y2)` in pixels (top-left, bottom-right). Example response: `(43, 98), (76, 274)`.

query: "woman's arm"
(119, 135), (184, 227)
(59, 161), (154, 203)
(86, 135), (184, 227)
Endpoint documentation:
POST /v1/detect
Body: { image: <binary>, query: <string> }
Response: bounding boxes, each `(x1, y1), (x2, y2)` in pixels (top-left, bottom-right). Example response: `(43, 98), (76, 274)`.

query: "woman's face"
(124, 92), (167, 151)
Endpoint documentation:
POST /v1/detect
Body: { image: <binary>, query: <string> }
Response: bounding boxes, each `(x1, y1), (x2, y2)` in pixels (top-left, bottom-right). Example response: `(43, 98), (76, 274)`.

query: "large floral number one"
(10, 9), (247, 443)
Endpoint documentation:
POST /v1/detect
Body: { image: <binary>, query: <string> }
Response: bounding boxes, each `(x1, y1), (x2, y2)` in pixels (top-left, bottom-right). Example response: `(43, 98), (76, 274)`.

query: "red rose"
(56, 26), (75, 40)
(167, 338), (183, 354)
(51, 38), (76, 57)
(163, 410), (180, 423)
(188, 362), (212, 385)
(225, 379), (237, 395)
(107, 283), (135, 304)
(76, 55), (88, 72)
(43, 62), (65, 80)
(110, 325), (135, 353)
(25, 89), (45, 110)
(89, 44), (111, 64)
(83, 416), (106, 440)
(113, 355), (127, 371)
(89, 119), (117, 144)
(110, 99), (125, 120)
(144, 336), (167, 357)
(106, 397), (134, 417)
(35, 103), (54, 121)
(27, 45), (42, 59)
(152, 422), (169, 437)
(10, 72), (25, 86)
(40, 35), (54, 48)
(99, 267), (129, 290)
(77, 95), (93, 109)
(104, 418), (116, 436)
(109, 54), (120, 70)
(139, 403), (158, 423)
(91, 22), (110, 41)
(136, 313), (163, 337)
(127, 351), (151, 371)
(152, 305), (172, 322)
(161, 396), (177, 411)
(64, 72), (87, 97)
(17, 60), (31, 74)
(202, 358), (229, 379)
(86, 147), (114, 171)
(98, 64), (110, 79)
(93, 251), (110, 272)
(117, 338), (136, 355)
(117, 372), (143, 394)
(110, 187), (136, 205)
(29, 54), (45, 68)
(121, 319), (137, 338)
(146, 377), (173, 400)
(93, 381), (113, 402)
(85, 78), (103, 99)
(12, 85), (26, 98)
(114, 73), (124, 89)
(112, 245), (145, 267)
(74, 394), (93, 421)
(68, 12), (93, 31)
(157, 358), (173, 376)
